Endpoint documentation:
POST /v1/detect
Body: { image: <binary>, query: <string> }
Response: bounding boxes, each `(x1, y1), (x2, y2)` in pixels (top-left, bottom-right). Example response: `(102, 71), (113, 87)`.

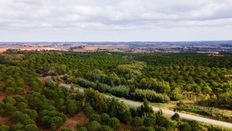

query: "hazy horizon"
(1, 40), (232, 43)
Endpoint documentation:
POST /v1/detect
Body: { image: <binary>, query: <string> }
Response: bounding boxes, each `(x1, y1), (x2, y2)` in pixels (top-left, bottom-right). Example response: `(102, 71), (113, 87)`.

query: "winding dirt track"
(60, 83), (232, 129)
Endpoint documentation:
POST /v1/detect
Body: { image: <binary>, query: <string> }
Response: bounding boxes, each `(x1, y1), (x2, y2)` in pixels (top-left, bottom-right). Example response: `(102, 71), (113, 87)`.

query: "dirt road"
(59, 83), (232, 129)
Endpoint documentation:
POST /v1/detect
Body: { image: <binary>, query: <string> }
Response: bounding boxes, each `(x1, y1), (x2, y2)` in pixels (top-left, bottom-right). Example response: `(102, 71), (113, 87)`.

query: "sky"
(0, 0), (232, 42)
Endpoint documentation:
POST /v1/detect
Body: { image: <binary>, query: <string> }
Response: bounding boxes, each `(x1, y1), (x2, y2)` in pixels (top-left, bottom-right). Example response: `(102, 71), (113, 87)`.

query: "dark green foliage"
(100, 113), (110, 125)
(78, 127), (88, 131)
(44, 81), (82, 115)
(66, 99), (78, 115)
(24, 124), (38, 131)
(144, 116), (156, 127)
(171, 113), (180, 120)
(9, 122), (38, 131)
(98, 125), (114, 131)
(4, 52), (232, 109)
(40, 110), (66, 129)
(136, 100), (154, 117)
(0, 98), (17, 115)
(107, 98), (132, 123)
(11, 111), (31, 123)
(108, 117), (120, 129)
(15, 102), (27, 111)
(0, 65), (41, 94)
(0, 96), (39, 131)
(62, 128), (72, 131)
(87, 121), (101, 131)
(144, 127), (156, 131)
(0, 125), (9, 131)
(85, 89), (132, 123)
(23, 109), (38, 120)
(178, 120), (202, 131)
(134, 53), (232, 108)
(178, 123), (192, 131)
(155, 127), (166, 131)
(0, 52), (231, 131)
(90, 114), (101, 122)
(26, 91), (56, 111)
(77, 78), (170, 103)
(131, 117), (144, 128)
(156, 115), (176, 129)
(20, 52), (130, 76)
(10, 123), (24, 131)
(25, 91), (67, 129)
(83, 104), (94, 118)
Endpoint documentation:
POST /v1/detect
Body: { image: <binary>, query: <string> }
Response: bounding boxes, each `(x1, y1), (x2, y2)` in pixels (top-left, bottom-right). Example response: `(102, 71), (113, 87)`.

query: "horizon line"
(0, 40), (232, 43)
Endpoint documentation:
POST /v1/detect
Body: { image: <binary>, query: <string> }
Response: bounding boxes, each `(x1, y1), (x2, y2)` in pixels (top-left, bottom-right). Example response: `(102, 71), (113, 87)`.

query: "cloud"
(0, 0), (232, 31)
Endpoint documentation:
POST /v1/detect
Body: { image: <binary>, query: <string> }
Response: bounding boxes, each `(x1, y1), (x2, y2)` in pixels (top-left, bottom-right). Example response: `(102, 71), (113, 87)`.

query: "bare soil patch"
(59, 112), (89, 131)
(0, 116), (14, 126)
(118, 123), (132, 131)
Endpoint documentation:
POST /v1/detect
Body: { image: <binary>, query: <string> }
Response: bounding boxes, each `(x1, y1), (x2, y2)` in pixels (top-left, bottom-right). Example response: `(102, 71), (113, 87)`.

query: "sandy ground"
(72, 44), (129, 52)
(119, 123), (132, 131)
(0, 46), (60, 53)
(0, 48), (7, 53)
(0, 116), (14, 126)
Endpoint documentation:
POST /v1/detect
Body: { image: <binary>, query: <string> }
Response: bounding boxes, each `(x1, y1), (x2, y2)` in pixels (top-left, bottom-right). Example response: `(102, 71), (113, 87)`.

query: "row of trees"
(77, 78), (170, 103)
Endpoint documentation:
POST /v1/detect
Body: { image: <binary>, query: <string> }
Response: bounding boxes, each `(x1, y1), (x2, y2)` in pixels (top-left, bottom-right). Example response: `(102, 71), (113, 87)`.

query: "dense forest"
(0, 51), (231, 130)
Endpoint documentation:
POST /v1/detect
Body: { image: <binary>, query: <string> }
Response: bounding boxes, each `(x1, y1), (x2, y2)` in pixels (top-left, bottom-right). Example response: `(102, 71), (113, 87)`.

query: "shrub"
(155, 127), (166, 131)
(78, 127), (88, 131)
(23, 109), (38, 120)
(24, 124), (38, 131)
(90, 114), (101, 122)
(101, 113), (110, 125)
(98, 125), (114, 131)
(156, 115), (175, 128)
(87, 121), (101, 131)
(0, 125), (9, 131)
(15, 102), (27, 111)
(11, 111), (31, 123)
(83, 104), (94, 118)
(66, 99), (78, 115)
(144, 116), (156, 127)
(145, 127), (156, 131)
(108, 117), (120, 129)
(10, 123), (24, 131)
(21, 119), (36, 125)
(131, 117), (144, 128)
(179, 123), (191, 131)
(61, 128), (72, 131)
(171, 113), (180, 120)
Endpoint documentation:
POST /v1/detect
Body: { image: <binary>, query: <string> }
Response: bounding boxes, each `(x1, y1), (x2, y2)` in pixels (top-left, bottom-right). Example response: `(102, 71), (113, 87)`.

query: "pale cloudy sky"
(0, 0), (232, 41)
